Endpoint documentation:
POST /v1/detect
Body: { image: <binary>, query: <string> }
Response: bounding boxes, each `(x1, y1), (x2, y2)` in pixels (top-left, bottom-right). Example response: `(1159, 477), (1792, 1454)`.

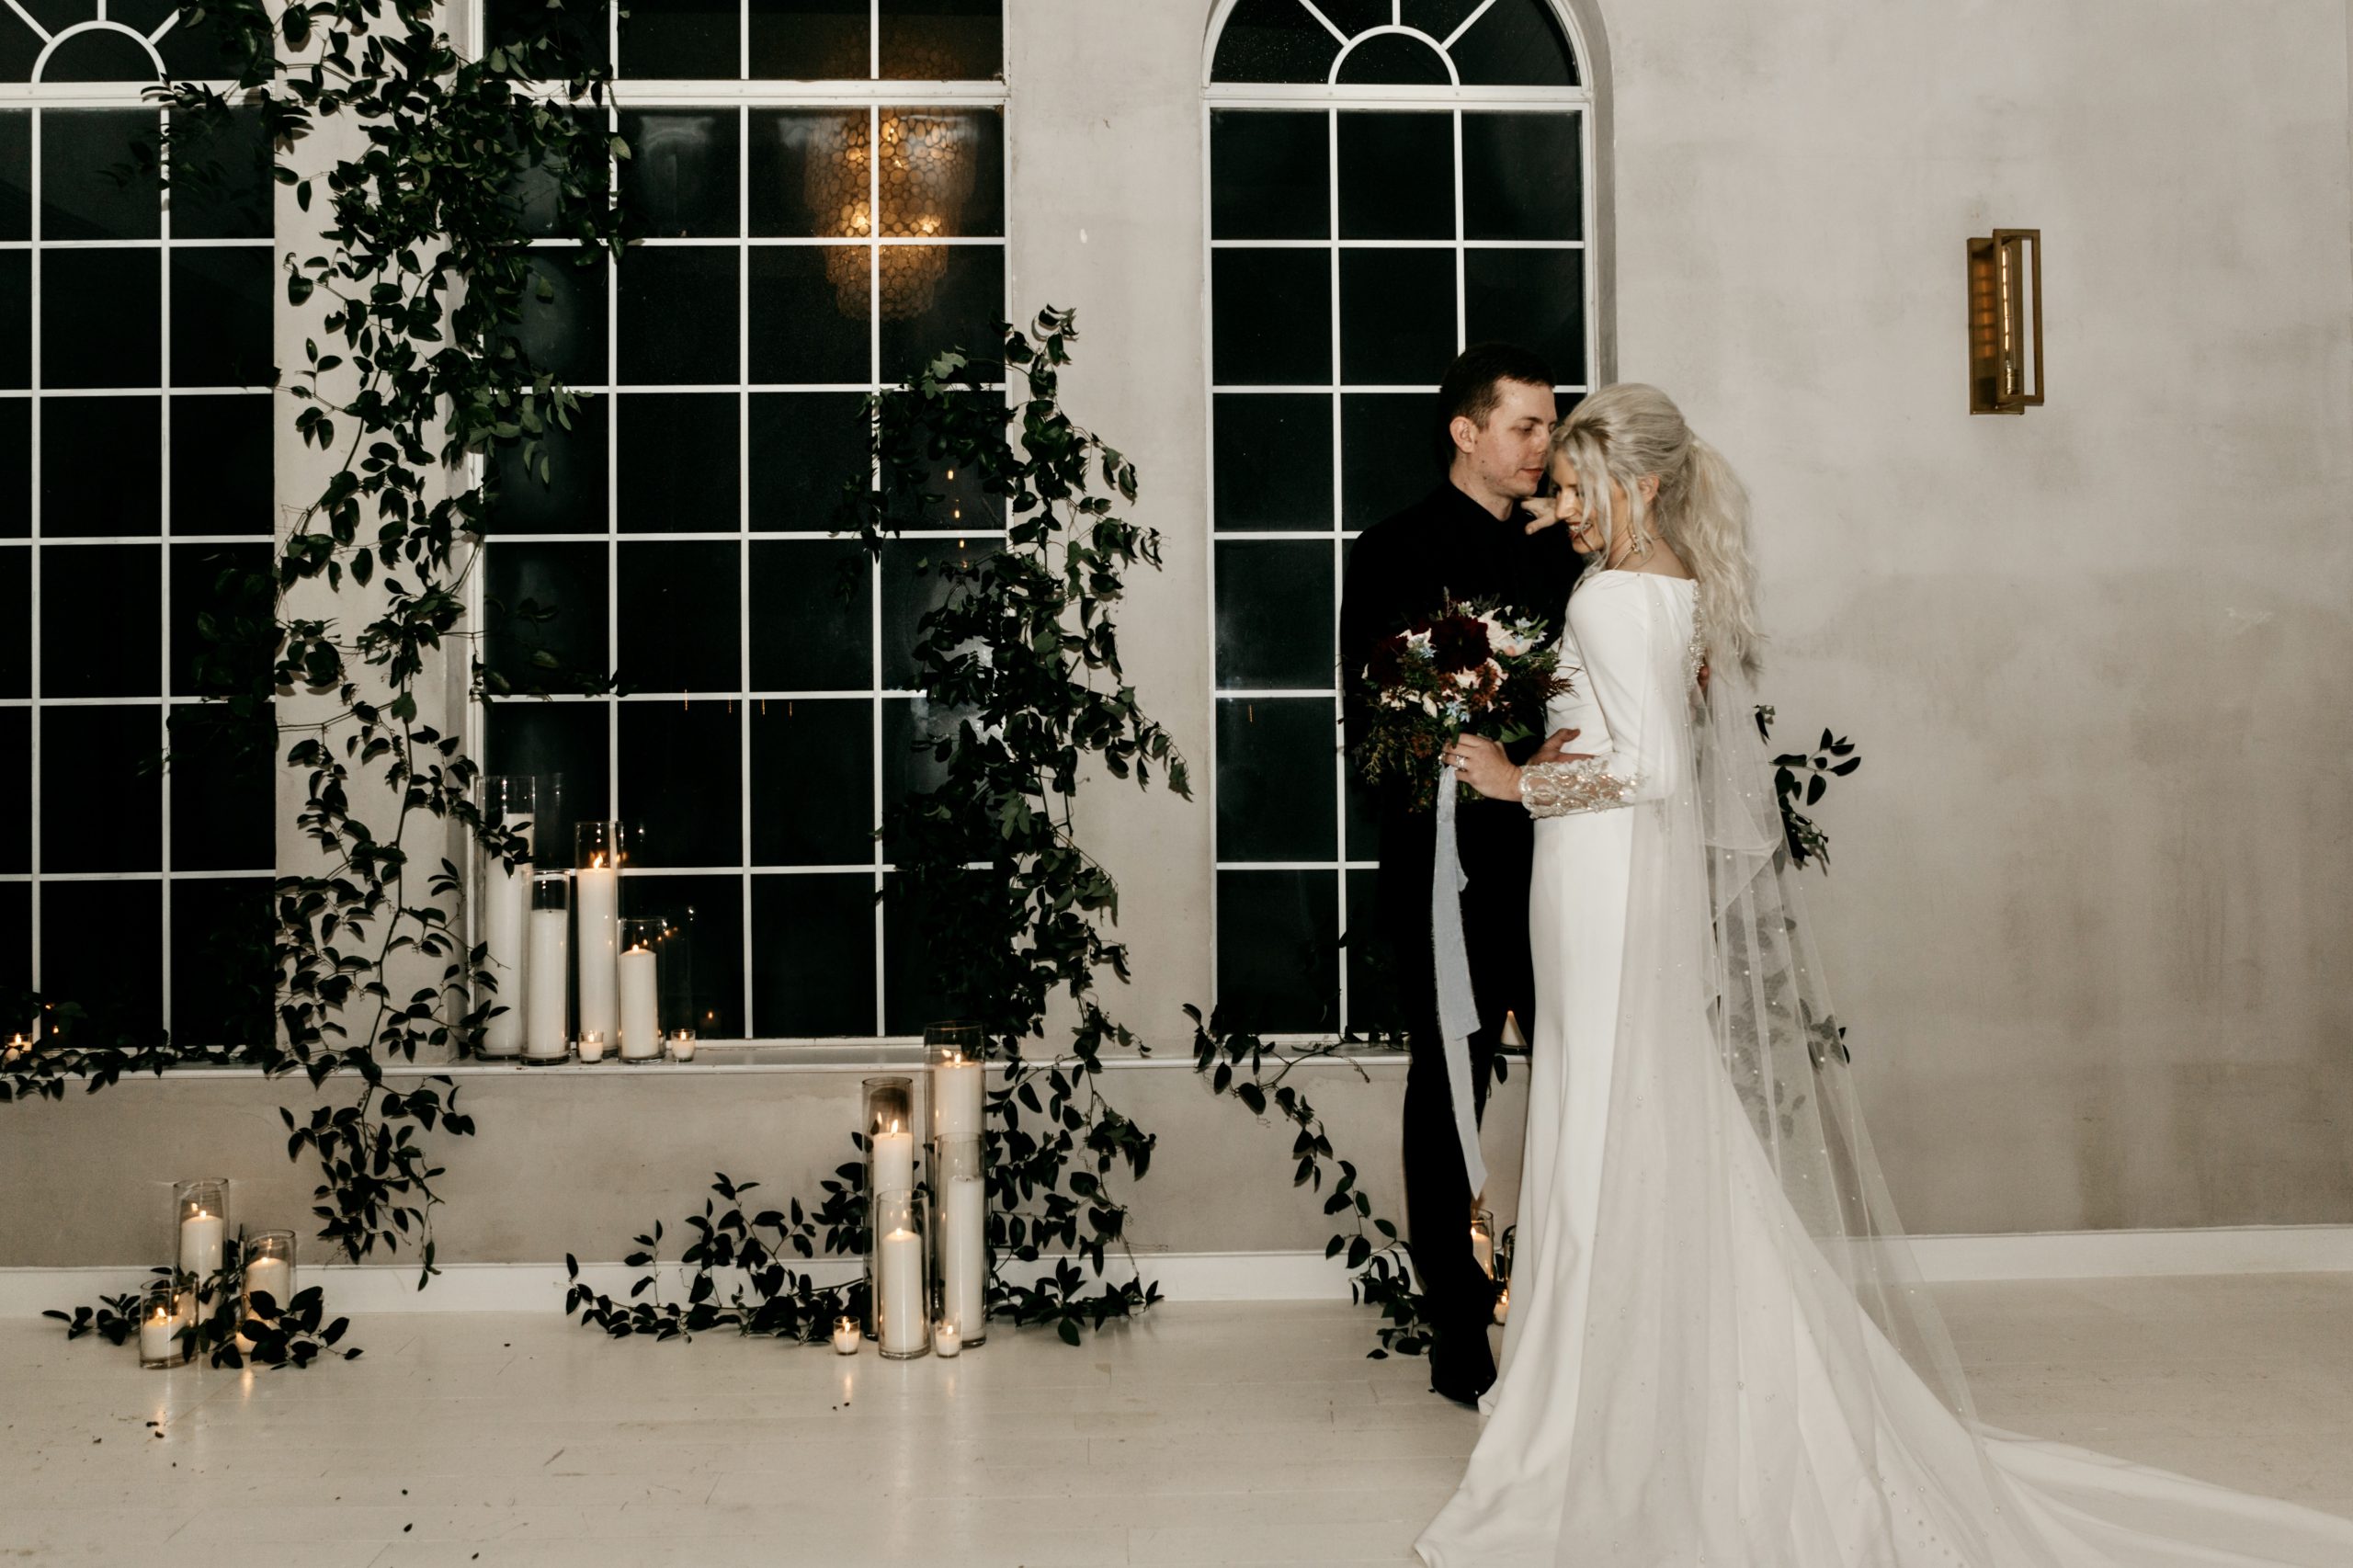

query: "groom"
(1338, 343), (1579, 1405)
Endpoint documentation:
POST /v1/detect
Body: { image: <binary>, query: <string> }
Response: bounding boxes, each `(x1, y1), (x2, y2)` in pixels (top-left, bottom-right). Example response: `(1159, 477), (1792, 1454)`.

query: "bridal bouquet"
(1352, 597), (1572, 812)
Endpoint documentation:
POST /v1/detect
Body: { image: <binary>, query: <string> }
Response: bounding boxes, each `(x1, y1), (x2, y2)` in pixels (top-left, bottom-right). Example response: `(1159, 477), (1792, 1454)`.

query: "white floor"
(0, 1275), (2347, 1566)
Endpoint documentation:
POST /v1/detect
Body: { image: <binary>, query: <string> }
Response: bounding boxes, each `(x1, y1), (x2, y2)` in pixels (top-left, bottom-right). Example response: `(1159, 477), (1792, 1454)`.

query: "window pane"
(169, 395), (272, 536)
(1212, 249), (1330, 387)
(1449, 0), (1578, 87)
(0, 707), (24, 871)
(1341, 392), (1438, 530)
(41, 28), (161, 83)
(41, 703), (162, 871)
(482, 0), (610, 74)
(169, 540), (268, 695)
(1211, 110), (1326, 243)
(878, 244), (1001, 384)
(1215, 696), (1337, 862)
(619, 0), (741, 80)
(1403, 0), (1488, 40)
(881, 869), (963, 1034)
(169, 247), (273, 388)
(616, 539), (739, 693)
(483, 699), (608, 835)
(749, 108), (863, 239)
(0, 253), (25, 388)
(168, 106), (272, 241)
(619, 703), (743, 868)
(0, 110), (28, 240)
(614, 392), (738, 532)
(748, 245), (869, 383)
(880, 537), (993, 688)
(1213, 392), (1331, 533)
(1338, 248), (1454, 386)
(618, 245), (739, 384)
(749, 392), (870, 530)
(1337, 112), (1452, 242)
(749, 539), (870, 688)
(1334, 32), (1449, 86)
(169, 876), (270, 1047)
(1343, 866), (1401, 1034)
(491, 392), (610, 535)
(501, 109), (607, 239)
(40, 110), (159, 241)
(620, 109), (741, 238)
(1465, 247), (1585, 386)
(878, 108), (1002, 237)
(0, 14), (33, 83)
(42, 248), (158, 389)
(1215, 539), (1334, 691)
(1211, 0), (1341, 85)
(41, 394), (160, 538)
(42, 543), (159, 698)
(878, 693), (958, 863)
(753, 871), (873, 1035)
(0, 546), (24, 696)
(508, 255), (608, 387)
(484, 541), (609, 692)
(167, 703), (271, 870)
(1344, 768), (1381, 860)
(42, 880), (161, 1036)
(878, 0), (1001, 80)
(0, 885), (23, 1027)
(1462, 111), (1582, 241)
(748, 697), (872, 866)
(749, 0), (868, 80)
(627, 871), (742, 1037)
(1216, 869), (1338, 1034)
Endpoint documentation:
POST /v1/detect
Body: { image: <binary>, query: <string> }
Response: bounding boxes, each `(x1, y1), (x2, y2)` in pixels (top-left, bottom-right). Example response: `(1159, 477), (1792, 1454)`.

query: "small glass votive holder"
(576, 1030), (607, 1064)
(871, 1187), (929, 1360)
(831, 1315), (860, 1356)
(237, 1230), (296, 1351)
(667, 1028), (696, 1062)
(138, 1279), (194, 1369)
(172, 1178), (230, 1291)
(932, 1320), (962, 1358)
(523, 869), (571, 1062)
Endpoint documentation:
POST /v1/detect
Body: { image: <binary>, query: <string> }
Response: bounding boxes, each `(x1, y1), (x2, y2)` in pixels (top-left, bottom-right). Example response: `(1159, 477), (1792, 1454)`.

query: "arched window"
(1204, 0), (1596, 1034)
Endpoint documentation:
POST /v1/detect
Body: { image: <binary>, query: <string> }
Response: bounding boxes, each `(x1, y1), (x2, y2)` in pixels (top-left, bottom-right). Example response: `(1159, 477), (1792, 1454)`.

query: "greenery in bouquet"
(1352, 597), (1573, 812)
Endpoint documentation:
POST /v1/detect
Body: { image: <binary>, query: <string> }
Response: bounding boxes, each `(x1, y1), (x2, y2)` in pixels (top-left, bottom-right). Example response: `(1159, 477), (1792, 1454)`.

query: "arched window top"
(1210, 0), (1578, 90)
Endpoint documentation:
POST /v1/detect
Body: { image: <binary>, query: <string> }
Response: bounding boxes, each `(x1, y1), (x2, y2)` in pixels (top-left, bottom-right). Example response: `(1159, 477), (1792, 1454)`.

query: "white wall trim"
(5, 1227), (2349, 1316)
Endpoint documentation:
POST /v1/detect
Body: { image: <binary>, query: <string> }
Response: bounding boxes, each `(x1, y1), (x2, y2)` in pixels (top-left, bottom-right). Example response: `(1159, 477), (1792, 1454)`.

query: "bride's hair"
(1551, 383), (1763, 677)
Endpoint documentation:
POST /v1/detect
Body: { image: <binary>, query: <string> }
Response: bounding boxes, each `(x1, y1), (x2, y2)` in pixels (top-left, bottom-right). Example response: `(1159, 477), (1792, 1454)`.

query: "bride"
(1418, 383), (2353, 1566)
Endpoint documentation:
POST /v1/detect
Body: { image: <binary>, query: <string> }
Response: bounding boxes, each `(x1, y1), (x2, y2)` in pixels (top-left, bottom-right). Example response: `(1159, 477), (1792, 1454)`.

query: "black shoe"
(1428, 1323), (1496, 1406)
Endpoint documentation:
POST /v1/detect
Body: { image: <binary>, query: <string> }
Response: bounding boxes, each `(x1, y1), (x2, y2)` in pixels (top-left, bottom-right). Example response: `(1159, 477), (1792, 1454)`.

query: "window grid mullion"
(737, 99), (754, 1039)
(156, 97), (174, 1038)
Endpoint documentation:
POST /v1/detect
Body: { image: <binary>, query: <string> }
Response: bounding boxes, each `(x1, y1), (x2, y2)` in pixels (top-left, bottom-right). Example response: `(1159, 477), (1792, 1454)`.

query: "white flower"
(1420, 695), (1439, 718)
(1450, 668), (1481, 689)
(1405, 630), (1435, 656)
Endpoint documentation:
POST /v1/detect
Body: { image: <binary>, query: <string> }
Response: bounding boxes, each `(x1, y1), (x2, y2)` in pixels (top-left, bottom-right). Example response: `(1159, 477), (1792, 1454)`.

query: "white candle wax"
(179, 1211), (225, 1280)
(932, 1054), (983, 1140)
(870, 1127), (915, 1195)
(575, 1031), (606, 1063)
(479, 852), (530, 1056)
(878, 1227), (925, 1354)
(668, 1031), (696, 1062)
(244, 1256), (290, 1316)
(574, 864), (620, 1041)
(932, 1322), (961, 1358)
(140, 1307), (182, 1365)
(525, 908), (570, 1059)
(617, 945), (660, 1060)
(942, 1174), (986, 1345)
(830, 1317), (860, 1355)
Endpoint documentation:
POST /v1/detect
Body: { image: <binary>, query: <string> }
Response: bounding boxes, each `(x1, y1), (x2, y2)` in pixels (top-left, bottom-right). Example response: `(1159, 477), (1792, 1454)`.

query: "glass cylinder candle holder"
(616, 917), (665, 1062)
(524, 870), (572, 1062)
(237, 1230), (296, 1351)
(831, 1314), (861, 1355)
(138, 1279), (194, 1369)
(473, 775), (543, 1059)
(667, 1028), (696, 1062)
(172, 1178), (230, 1290)
(573, 823), (635, 1051)
(932, 1133), (987, 1348)
(1471, 1209), (1495, 1280)
(862, 1075), (917, 1197)
(925, 1019), (986, 1146)
(576, 1030), (607, 1064)
(870, 1187), (929, 1359)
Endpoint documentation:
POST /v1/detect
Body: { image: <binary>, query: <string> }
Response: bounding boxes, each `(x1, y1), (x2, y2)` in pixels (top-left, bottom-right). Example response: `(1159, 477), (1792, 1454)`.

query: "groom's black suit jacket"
(1338, 479), (1581, 1036)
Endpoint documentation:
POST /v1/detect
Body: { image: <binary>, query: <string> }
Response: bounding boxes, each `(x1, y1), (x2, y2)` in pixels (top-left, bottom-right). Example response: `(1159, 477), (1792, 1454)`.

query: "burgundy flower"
(1429, 614), (1491, 673)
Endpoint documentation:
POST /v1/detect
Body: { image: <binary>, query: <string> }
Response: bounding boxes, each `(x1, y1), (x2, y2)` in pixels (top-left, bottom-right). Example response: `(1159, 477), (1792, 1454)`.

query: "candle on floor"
(934, 1134), (987, 1347)
(933, 1320), (961, 1358)
(617, 939), (660, 1062)
(236, 1229), (296, 1355)
(139, 1288), (190, 1369)
(174, 1179), (228, 1283)
(831, 1316), (860, 1355)
(877, 1222), (926, 1357)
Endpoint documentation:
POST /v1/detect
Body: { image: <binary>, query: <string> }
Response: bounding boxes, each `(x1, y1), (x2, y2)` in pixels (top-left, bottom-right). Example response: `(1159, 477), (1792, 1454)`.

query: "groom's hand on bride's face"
(1523, 494), (1566, 536)
(1529, 728), (1586, 767)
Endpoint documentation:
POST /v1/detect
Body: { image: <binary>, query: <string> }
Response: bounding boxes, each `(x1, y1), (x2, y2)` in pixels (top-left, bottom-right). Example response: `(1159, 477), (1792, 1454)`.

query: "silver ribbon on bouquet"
(1430, 771), (1488, 1197)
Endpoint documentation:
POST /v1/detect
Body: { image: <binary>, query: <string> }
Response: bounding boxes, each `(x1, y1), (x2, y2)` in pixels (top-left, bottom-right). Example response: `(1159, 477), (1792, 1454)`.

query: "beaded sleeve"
(1518, 756), (1642, 818)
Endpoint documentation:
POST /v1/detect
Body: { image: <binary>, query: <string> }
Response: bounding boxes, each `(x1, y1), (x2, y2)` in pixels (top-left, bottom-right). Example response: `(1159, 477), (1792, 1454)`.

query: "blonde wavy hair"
(1551, 382), (1763, 677)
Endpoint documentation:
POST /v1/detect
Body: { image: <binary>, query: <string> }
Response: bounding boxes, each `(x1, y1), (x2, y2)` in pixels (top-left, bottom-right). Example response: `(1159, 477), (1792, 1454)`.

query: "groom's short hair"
(1435, 342), (1555, 469)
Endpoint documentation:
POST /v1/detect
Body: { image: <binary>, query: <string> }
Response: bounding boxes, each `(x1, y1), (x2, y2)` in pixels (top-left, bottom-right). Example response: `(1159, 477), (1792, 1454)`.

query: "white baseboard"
(5, 1227), (2348, 1318)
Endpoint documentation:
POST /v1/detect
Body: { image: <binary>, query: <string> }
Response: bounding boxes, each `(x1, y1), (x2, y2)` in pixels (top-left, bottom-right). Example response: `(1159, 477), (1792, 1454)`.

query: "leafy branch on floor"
(46, 1241), (359, 1369)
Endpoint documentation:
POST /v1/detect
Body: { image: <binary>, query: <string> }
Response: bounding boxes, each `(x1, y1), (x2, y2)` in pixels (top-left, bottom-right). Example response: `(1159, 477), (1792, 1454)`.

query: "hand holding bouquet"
(1351, 597), (1573, 812)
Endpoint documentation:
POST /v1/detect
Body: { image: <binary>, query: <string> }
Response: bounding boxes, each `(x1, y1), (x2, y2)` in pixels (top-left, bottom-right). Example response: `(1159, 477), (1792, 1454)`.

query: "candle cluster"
(154, 1183), (304, 1369)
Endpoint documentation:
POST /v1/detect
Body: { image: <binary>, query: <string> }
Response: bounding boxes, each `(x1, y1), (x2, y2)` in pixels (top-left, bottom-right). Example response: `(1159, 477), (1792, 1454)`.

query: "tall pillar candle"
(617, 941), (660, 1061)
(574, 858), (619, 1043)
(480, 849), (530, 1056)
(943, 1173), (985, 1345)
(870, 1123), (915, 1195)
(931, 1054), (982, 1140)
(179, 1208), (224, 1280)
(526, 904), (570, 1060)
(877, 1223), (926, 1355)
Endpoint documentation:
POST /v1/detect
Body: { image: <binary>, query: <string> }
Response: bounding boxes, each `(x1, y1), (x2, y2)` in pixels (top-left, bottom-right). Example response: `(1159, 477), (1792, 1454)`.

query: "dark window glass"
(40, 247), (158, 389)
(169, 875), (271, 1047)
(624, 871), (741, 1037)
(0, 548), (21, 698)
(168, 540), (268, 695)
(40, 109), (158, 240)
(1210, 0), (1340, 85)
(41, 394), (160, 537)
(753, 871), (875, 1035)
(1313, 0), (1390, 31)
(1344, 769), (1381, 860)
(619, 0), (740, 80)
(42, 880), (161, 1036)
(481, 0), (611, 74)
(620, 109), (741, 238)
(42, 543), (159, 698)
(168, 105), (272, 241)
(879, 107), (1002, 237)
(878, 0), (1001, 80)
(501, 108), (606, 240)
(491, 393), (610, 536)
(1449, 0), (1577, 86)
(1215, 869), (1338, 1033)
(166, 704), (272, 870)
(0, 252), (26, 388)
(619, 702), (743, 868)
(1403, 0), (1489, 40)
(878, 244), (1002, 383)
(1211, 110), (1326, 243)
(1338, 247), (1455, 385)
(618, 245), (739, 384)
(1462, 111), (1582, 241)
(41, 27), (162, 83)
(1214, 696), (1337, 861)
(1337, 111), (1452, 242)
(0, 402), (19, 539)
(749, 108), (865, 239)
(1341, 392), (1439, 530)
(169, 247), (273, 387)
(749, 0), (869, 80)
(508, 255), (609, 386)
(1213, 392), (1332, 532)
(0, 707), (24, 871)
(614, 392), (738, 532)
(0, 110), (29, 240)
(1343, 866), (1400, 1032)
(616, 539), (739, 692)
(483, 699), (609, 836)
(747, 245), (869, 383)
(1335, 32), (1449, 86)
(749, 539), (870, 688)
(1212, 250), (1331, 386)
(169, 395), (272, 536)
(880, 537), (993, 688)
(483, 541), (609, 693)
(749, 392), (870, 531)
(0, 885), (22, 1026)
(877, 693), (956, 862)
(1214, 539), (1335, 691)
(1466, 247), (1585, 384)
(0, 13), (35, 83)
(40, 703), (162, 871)
(748, 698), (871, 865)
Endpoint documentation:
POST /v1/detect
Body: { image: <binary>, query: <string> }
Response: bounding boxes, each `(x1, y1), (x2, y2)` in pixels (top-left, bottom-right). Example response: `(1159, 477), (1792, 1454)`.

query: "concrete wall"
(4, 0), (2349, 1270)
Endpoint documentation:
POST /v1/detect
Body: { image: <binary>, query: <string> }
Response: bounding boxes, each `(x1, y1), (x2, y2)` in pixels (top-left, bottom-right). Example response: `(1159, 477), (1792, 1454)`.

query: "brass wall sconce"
(1967, 229), (2043, 415)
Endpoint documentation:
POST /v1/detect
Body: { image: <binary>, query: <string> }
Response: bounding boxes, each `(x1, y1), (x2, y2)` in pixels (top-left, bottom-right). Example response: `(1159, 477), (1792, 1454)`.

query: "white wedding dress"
(1415, 569), (2353, 1567)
